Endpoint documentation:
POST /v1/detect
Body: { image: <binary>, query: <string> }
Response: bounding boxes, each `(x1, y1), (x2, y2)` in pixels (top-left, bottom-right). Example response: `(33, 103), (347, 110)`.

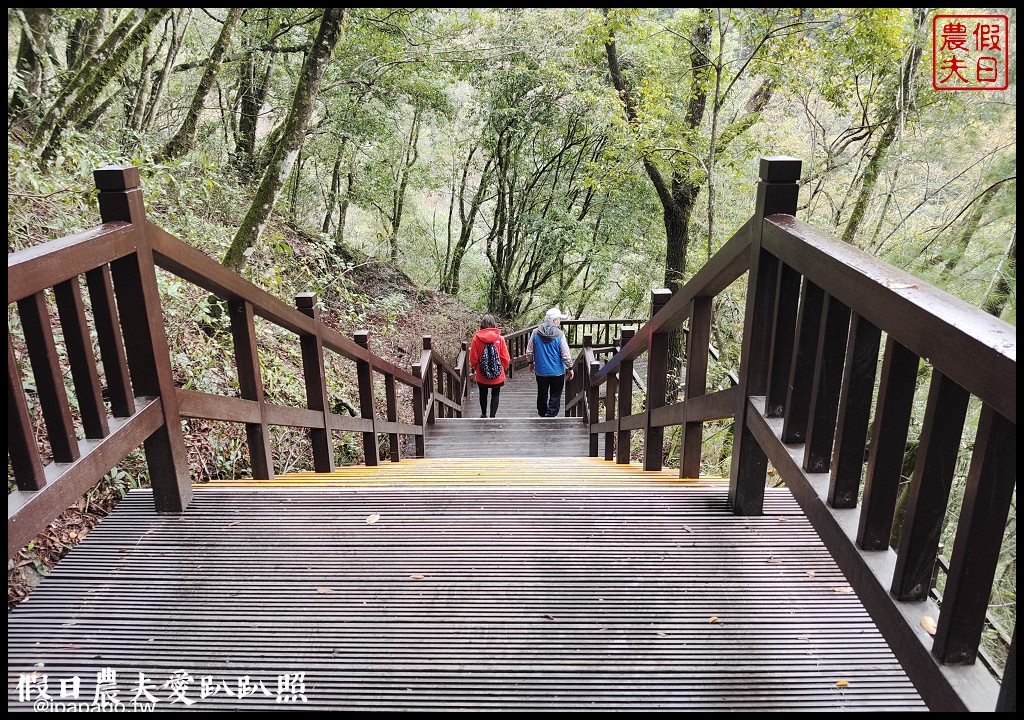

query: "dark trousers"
(478, 384), (501, 417)
(536, 374), (565, 417)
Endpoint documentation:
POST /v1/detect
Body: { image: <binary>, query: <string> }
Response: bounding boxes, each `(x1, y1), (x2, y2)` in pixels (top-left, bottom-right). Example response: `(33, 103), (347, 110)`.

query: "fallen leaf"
(682, 525), (693, 533)
(409, 574), (425, 580)
(835, 680), (850, 687)
(709, 616), (719, 623)
(885, 279), (918, 290)
(544, 614), (556, 621)
(833, 586), (854, 593)
(366, 513), (381, 524)
(921, 616), (937, 636)
(806, 571), (816, 577)
(227, 521), (241, 527)
(316, 587), (333, 594)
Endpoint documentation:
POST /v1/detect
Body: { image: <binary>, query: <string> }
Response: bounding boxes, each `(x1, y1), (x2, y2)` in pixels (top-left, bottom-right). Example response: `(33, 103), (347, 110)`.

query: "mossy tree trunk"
(223, 7), (349, 272)
(232, 53), (274, 179)
(841, 7), (928, 245)
(982, 229), (1015, 318)
(39, 8), (170, 163)
(9, 8), (54, 119)
(159, 7), (245, 161)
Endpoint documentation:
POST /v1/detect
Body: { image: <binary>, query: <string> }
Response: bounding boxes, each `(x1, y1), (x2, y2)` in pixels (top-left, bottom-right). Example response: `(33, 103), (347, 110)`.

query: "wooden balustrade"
(7, 157), (1015, 713)
(8, 166), (464, 558)
(572, 156), (1016, 712)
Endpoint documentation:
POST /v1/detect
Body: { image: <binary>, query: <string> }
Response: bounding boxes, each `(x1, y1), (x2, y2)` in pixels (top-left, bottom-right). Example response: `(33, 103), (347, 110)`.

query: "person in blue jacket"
(525, 307), (575, 417)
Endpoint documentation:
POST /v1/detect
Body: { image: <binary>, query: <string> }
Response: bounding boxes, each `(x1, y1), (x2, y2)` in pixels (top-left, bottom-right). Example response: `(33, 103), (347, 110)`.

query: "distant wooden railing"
(577, 156), (1016, 712)
(8, 166), (462, 558)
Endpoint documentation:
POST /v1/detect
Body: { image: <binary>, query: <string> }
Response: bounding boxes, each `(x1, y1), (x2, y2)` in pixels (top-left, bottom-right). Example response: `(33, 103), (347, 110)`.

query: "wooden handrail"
(7, 165), (448, 557)
(579, 155), (1015, 712)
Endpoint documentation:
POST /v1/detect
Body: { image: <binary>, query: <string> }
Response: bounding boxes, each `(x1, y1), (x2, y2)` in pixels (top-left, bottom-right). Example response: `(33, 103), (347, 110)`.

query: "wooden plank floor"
(8, 460), (924, 711)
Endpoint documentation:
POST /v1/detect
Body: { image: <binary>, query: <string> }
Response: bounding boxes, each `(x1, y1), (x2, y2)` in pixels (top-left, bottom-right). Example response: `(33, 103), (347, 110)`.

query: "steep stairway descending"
(426, 417), (590, 458)
(428, 364), (595, 458)
(9, 458), (922, 711)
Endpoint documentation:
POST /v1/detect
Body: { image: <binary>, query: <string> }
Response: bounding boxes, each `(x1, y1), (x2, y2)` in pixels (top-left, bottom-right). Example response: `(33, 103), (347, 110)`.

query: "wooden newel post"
(644, 289), (672, 471)
(422, 336), (436, 424)
(296, 293), (334, 472)
(588, 360), (600, 457)
(681, 295), (712, 478)
(604, 342), (618, 462)
(97, 165), (191, 512)
(354, 331), (379, 466)
(728, 156), (801, 515)
(616, 326), (636, 465)
(229, 298), (274, 479)
(460, 340), (470, 416)
(411, 363), (425, 458)
(384, 372), (400, 462)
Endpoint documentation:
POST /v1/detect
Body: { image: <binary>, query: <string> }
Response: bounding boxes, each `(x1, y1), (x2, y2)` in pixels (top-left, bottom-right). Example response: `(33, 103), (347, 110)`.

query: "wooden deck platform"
(8, 459), (924, 711)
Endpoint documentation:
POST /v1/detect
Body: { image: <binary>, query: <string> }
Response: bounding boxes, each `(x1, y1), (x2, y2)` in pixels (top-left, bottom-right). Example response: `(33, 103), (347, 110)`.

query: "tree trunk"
(232, 54), (274, 179)
(127, 35), (156, 131)
(287, 145), (304, 225)
(67, 10), (109, 76)
(223, 8), (348, 272)
(40, 8), (170, 162)
(604, 9), (711, 391)
(982, 228), (1015, 318)
(441, 149), (492, 295)
(141, 9), (192, 132)
(159, 7), (244, 161)
(10, 8), (54, 118)
(940, 183), (1003, 272)
(33, 9), (144, 147)
(335, 155), (356, 249)
(323, 142), (345, 234)
(388, 106), (422, 263)
(841, 7), (928, 245)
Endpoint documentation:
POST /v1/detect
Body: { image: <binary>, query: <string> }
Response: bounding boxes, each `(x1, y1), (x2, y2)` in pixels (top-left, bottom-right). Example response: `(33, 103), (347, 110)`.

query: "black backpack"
(479, 341), (502, 380)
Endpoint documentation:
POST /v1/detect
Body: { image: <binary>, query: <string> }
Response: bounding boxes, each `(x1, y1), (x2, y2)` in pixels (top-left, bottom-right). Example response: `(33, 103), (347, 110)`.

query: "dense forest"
(6, 8), (1016, 659)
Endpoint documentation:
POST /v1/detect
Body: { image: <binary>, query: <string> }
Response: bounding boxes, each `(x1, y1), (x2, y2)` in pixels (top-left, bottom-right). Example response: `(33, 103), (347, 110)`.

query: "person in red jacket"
(468, 314), (511, 418)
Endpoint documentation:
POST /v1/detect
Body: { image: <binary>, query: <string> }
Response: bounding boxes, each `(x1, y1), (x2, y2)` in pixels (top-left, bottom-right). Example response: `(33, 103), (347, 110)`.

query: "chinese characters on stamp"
(933, 14), (1009, 90)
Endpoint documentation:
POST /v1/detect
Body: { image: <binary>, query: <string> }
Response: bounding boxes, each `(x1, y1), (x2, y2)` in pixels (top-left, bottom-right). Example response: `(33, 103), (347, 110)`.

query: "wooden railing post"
(681, 295), (712, 478)
(422, 336), (436, 423)
(411, 362), (425, 457)
(588, 359), (600, 457)
(97, 165), (191, 512)
(384, 372), (400, 462)
(932, 404), (1015, 665)
(296, 293), (334, 472)
(229, 299), (274, 479)
(8, 337), (45, 489)
(54, 277), (108, 439)
(857, 337), (919, 550)
(604, 339), (619, 462)
(354, 331), (379, 466)
(827, 313), (881, 507)
(616, 326), (636, 464)
(18, 291), (79, 463)
(644, 290), (672, 470)
(458, 340), (469, 417)
(802, 294), (851, 473)
(728, 155), (800, 515)
(891, 371), (969, 601)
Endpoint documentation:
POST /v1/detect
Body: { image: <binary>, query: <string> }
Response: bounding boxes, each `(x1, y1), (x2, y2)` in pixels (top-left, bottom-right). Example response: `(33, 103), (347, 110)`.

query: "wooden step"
(426, 417), (590, 458)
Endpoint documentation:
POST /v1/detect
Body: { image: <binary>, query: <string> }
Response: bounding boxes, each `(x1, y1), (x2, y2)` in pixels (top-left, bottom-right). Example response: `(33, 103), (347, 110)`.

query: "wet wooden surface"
(8, 459), (924, 711)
